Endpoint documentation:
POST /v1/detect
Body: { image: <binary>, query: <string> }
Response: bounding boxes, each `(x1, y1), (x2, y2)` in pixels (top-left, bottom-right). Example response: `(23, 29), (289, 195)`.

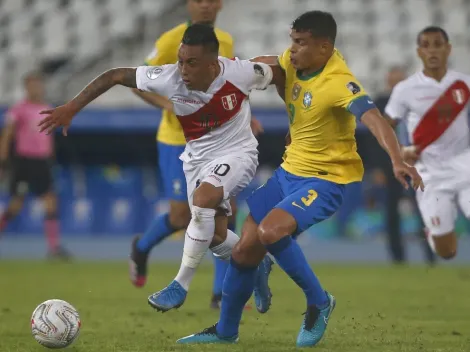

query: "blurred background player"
(0, 72), (70, 259)
(129, 0), (258, 309)
(385, 26), (470, 260)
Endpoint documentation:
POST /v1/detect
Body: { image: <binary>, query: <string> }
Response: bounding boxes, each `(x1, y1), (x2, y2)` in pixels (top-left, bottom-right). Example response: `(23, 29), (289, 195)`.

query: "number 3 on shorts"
(301, 189), (318, 207)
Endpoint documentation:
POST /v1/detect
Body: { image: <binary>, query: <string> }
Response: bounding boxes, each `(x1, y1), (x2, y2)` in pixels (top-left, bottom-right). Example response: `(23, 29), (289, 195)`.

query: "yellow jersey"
(145, 22), (234, 145)
(278, 48), (367, 184)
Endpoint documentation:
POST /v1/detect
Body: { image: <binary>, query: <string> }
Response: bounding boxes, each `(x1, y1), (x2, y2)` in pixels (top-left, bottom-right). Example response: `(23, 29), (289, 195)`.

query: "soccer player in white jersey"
(38, 24), (277, 312)
(385, 26), (470, 260)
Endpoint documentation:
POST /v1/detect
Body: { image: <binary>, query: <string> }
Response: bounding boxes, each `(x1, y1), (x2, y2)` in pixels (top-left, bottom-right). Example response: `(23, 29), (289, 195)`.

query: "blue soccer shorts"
(247, 166), (347, 236)
(157, 142), (187, 202)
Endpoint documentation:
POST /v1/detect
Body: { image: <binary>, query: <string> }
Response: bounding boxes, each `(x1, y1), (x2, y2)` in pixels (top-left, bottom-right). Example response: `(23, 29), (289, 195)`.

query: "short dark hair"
(182, 23), (219, 55)
(417, 26), (449, 44)
(292, 11), (337, 44)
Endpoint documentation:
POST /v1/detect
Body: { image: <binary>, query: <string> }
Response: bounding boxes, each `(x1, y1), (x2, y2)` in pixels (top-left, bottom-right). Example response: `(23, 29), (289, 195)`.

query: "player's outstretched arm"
(361, 108), (424, 191)
(250, 55), (286, 101)
(38, 68), (138, 135)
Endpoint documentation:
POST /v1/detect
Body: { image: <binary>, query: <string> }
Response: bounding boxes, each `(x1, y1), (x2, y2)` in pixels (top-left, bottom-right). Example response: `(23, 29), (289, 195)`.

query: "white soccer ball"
(31, 299), (81, 349)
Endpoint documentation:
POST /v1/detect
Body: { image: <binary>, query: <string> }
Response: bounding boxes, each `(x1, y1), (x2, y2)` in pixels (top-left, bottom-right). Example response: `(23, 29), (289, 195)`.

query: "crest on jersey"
(172, 179), (182, 195)
(452, 89), (466, 105)
(346, 81), (361, 95)
(303, 91), (312, 108)
(292, 83), (302, 101)
(146, 67), (163, 80)
(222, 93), (237, 111)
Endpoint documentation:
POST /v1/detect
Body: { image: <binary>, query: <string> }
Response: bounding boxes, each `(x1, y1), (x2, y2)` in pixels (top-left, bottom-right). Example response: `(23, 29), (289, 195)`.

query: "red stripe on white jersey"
(413, 80), (470, 152)
(177, 81), (247, 141)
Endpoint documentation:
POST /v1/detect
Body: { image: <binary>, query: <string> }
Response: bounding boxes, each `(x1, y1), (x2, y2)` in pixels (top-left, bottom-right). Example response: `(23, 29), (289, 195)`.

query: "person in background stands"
(0, 71), (70, 259)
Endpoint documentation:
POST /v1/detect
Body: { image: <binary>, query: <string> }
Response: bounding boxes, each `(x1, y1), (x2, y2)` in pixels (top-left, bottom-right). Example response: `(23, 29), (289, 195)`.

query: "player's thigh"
(232, 214), (267, 267)
(199, 152), (258, 216)
(273, 178), (346, 238)
(9, 157), (30, 197)
(157, 142), (187, 202)
(416, 187), (457, 236)
(29, 159), (54, 197)
(246, 168), (284, 226)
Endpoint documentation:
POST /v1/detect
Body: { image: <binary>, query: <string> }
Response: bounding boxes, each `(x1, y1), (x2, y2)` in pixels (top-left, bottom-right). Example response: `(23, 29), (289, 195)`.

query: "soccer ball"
(31, 299), (81, 349)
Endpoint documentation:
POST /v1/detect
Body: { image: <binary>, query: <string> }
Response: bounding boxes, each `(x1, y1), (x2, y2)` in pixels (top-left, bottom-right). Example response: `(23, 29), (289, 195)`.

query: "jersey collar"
(296, 66), (324, 81)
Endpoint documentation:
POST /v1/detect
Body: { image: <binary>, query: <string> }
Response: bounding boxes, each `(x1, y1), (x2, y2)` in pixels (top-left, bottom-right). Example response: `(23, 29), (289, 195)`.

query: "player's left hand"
(38, 104), (77, 136)
(392, 161), (424, 191)
(250, 117), (264, 136)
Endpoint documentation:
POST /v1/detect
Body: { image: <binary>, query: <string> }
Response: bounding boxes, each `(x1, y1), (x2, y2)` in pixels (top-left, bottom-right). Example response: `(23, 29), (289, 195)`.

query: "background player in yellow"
(177, 10), (423, 347)
(128, 0), (260, 310)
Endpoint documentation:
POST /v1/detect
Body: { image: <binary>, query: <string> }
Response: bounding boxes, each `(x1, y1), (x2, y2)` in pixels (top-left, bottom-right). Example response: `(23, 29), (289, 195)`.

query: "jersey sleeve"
(384, 82), (408, 120)
(144, 35), (177, 66)
(135, 64), (177, 97)
(329, 75), (376, 119)
(227, 58), (273, 94)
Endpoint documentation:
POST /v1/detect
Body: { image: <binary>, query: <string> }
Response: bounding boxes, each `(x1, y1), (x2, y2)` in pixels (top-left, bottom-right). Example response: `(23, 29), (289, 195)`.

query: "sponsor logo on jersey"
(303, 91), (312, 108)
(292, 83), (302, 101)
(254, 64), (265, 76)
(176, 98), (204, 104)
(346, 81), (361, 94)
(146, 67), (163, 80)
(222, 93), (237, 111)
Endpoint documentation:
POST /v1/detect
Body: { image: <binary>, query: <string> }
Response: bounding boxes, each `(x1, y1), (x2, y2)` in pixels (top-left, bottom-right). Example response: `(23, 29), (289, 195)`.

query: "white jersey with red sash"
(385, 70), (470, 181)
(386, 70), (470, 236)
(136, 57), (273, 213)
(136, 57), (272, 162)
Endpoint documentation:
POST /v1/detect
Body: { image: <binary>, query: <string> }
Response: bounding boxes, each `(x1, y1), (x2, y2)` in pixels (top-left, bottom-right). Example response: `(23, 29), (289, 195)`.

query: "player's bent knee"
(231, 241), (264, 267)
(193, 182), (224, 209)
(433, 232), (457, 260)
(258, 208), (297, 245)
(258, 221), (291, 246)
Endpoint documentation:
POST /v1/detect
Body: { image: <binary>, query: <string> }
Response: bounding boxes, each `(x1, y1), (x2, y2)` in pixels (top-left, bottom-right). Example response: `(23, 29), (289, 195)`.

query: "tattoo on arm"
(69, 68), (137, 111)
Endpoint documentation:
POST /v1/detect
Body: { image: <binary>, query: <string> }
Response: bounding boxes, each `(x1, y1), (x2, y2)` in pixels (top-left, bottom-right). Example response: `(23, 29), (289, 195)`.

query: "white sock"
(174, 206), (216, 291)
(211, 229), (240, 260)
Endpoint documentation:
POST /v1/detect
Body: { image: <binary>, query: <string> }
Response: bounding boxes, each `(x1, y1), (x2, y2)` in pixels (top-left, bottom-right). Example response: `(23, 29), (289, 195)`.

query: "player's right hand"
(392, 161), (424, 191)
(38, 104), (77, 136)
(401, 145), (420, 165)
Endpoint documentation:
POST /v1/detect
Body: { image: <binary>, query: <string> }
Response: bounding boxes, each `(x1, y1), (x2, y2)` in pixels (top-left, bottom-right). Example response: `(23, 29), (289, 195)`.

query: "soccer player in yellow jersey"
(177, 11), (423, 347)
(128, 0), (259, 310)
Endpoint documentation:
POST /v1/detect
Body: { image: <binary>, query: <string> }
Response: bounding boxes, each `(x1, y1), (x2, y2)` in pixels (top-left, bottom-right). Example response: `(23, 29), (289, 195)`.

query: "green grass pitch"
(1, 261), (470, 351)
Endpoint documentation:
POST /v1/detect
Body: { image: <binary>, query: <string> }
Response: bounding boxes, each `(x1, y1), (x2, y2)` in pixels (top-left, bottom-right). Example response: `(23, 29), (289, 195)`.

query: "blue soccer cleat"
(254, 255), (274, 313)
(296, 291), (336, 347)
(148, 280), (187, 312)
(177, 324), (239, 344)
